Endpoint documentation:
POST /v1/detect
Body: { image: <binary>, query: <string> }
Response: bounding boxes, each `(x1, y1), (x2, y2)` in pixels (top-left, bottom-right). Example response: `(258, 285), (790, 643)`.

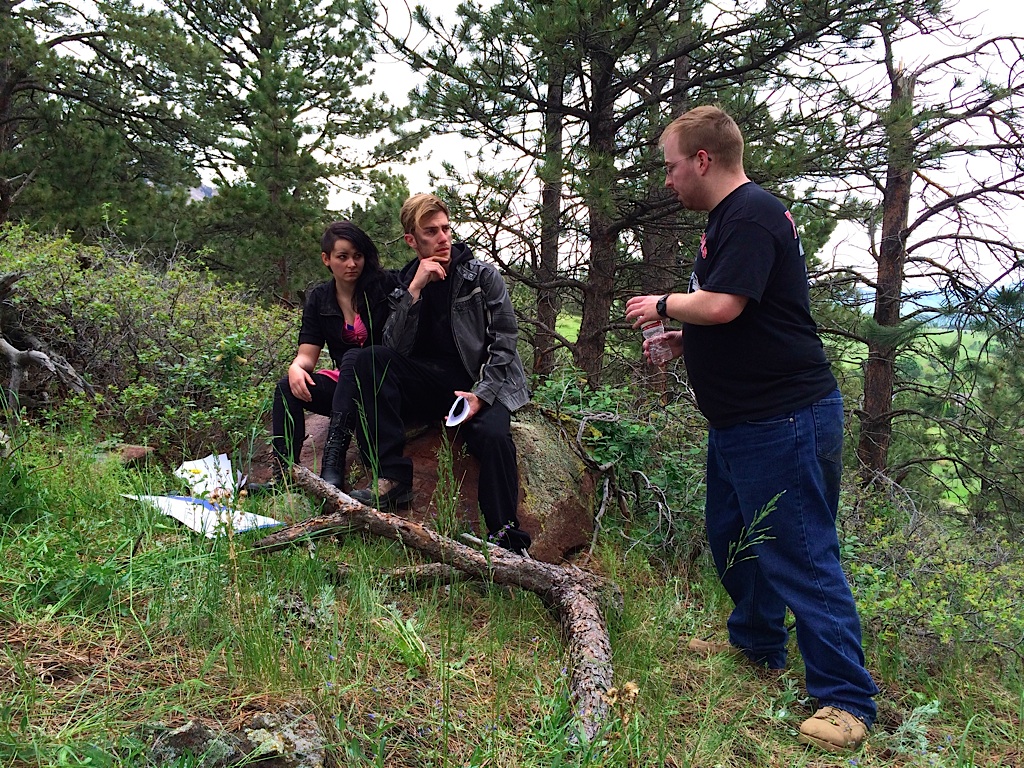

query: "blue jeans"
(705, 390), (878, 726)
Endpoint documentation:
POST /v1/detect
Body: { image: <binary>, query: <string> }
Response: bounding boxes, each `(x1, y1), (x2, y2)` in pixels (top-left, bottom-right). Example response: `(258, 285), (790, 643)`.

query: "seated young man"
(349, 193), (531, 555)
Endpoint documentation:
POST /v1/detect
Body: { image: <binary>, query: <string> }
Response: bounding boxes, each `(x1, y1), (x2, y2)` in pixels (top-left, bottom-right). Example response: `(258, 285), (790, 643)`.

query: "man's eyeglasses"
(664, 151), (708, 174)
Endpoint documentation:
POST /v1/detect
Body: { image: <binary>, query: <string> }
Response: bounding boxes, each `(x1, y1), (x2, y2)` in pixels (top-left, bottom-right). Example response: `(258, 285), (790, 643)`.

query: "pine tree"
(161, 0), (414, 297)
(375, 0), (893, 380)
(1, 0), (203, 231)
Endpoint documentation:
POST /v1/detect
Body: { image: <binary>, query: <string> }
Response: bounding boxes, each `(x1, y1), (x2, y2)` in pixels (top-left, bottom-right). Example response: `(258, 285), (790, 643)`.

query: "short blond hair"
(400, 193), (451, 235)
(660, 106), (744, 170)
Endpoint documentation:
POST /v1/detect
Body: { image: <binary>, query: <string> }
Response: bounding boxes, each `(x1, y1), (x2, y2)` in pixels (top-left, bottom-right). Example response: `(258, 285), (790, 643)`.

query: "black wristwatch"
(656, 294), (669, 319)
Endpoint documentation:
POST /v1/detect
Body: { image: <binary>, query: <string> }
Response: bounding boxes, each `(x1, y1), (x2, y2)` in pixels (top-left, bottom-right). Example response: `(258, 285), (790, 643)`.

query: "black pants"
(270, 348), (361, 466)
(352, 346), (530, 551)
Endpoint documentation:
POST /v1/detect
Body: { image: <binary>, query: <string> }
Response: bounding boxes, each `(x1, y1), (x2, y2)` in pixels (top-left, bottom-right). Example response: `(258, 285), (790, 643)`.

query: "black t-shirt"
(682, 182), (837, 428)
(412, 268), (462, 366)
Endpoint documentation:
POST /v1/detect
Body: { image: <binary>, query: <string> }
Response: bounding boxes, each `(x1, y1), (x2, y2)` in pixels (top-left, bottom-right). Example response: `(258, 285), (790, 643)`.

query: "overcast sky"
(362, 0), (1023, 287)
(371, 0), (1024, 197)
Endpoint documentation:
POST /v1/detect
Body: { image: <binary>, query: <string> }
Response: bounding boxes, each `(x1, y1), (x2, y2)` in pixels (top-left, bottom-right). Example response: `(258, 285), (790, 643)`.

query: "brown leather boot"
(799, 707), (868, 752)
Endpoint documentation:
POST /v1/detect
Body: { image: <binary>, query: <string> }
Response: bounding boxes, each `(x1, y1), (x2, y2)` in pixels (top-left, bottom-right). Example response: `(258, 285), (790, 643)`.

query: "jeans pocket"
(746, 413), (794, 427)
(812, 396), (844, 464)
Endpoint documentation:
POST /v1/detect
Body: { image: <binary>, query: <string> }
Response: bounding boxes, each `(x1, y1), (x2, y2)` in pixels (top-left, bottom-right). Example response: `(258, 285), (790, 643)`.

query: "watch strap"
(656, 294), (669, 318)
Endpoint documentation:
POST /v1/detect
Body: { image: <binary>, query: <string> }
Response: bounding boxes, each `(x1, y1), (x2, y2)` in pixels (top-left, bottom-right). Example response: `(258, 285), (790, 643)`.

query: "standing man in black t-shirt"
(348, 193), (532, 555)
(625, 106), (877, 753)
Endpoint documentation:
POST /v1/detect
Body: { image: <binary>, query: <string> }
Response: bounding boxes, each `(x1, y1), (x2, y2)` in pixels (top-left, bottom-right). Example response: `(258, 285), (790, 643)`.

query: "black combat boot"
(320, 412), (351, 489)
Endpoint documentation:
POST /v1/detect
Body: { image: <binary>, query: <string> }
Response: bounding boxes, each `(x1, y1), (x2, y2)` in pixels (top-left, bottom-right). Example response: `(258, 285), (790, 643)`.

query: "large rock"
(146, 708), (326, 768)
(102, 443), (154, 465)
(248, 405), (595, 563)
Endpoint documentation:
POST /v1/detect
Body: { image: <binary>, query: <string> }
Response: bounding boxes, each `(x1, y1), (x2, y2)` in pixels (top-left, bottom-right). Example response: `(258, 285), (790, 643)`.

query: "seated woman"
(251, 221), (397, 492)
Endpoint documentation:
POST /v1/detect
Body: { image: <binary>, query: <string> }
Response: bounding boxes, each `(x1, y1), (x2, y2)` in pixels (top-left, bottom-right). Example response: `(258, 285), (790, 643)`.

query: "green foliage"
(2, 427), (1024, 766)
(723, 493), (780, 573)
(532, 367), (707, 560)
(344, 172), (412, 270)
(11, 108), (199, 249)
(1, 226), (291, 457)
(842, 493), (1024, 668)
(432, 429), (467, 540)
(534, 374), (660, 471)
(2, 0), (208, 228)
(877, 698), (941, 755)
(859, 315), (931, 352)
(157, 0), (413, 296)
(6, 0), (416, 291)
(191, 183), (328, 297)
(372, 604), (431, 676)
(2, 440), (168, 620)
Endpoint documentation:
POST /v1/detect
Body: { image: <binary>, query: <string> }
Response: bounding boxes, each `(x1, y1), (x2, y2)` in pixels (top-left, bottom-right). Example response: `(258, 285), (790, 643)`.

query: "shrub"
(532, 367), (707, 562)
(841, 491), (1024, 668)
(1, 225), (293, 457)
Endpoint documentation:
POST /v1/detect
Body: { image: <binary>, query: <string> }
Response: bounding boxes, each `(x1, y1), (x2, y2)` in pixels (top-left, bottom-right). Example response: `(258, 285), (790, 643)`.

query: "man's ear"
(403, 232), (416, 249)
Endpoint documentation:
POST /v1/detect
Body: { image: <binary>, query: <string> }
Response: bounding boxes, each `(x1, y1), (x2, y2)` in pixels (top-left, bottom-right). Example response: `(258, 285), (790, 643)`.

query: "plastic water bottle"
(641, 320), (673, 366)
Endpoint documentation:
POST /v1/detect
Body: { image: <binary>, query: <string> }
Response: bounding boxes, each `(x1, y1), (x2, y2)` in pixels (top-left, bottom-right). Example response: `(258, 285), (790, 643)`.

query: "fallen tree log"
(253, 465), (620, 742)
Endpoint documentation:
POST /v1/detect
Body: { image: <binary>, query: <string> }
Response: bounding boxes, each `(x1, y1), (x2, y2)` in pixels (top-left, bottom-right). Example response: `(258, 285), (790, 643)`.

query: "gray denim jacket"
(383, 243), (530, 412)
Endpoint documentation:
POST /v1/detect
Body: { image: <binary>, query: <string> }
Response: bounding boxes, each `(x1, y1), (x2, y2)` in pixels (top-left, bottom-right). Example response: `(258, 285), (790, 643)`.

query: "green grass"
(556, 313), (581, 344)
(2, 436), (1023, 767)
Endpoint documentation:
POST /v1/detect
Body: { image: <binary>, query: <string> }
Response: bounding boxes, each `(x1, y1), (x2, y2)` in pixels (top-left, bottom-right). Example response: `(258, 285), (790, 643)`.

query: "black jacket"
(297, 270), (400, 367)
(383, 243), (529, 411)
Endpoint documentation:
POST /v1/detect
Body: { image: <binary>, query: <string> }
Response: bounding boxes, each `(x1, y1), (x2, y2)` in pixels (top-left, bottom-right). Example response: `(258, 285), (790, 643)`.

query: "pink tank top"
(341, 313), (368, 346)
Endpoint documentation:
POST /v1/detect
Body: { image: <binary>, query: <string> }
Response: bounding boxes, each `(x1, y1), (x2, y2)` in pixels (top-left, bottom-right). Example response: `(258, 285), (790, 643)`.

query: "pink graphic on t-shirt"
(700, 232), (708, 259)
(784, 210), (799, 239)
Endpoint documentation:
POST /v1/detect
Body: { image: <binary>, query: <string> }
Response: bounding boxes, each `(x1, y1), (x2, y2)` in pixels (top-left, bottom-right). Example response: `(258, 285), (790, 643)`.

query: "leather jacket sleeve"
(381, 286), (420, 355)
(468, 264), (525, 407)
(363, 270), (401, 346)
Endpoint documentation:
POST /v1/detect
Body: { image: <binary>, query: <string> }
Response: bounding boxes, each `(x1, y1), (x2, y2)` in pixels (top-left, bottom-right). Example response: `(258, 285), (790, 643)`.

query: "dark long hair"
(321, 220), (384, 312)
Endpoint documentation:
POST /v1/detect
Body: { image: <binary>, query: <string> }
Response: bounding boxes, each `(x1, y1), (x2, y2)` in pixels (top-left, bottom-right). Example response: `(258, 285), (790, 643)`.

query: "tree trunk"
(576, 201), (617, 383)
(637, 2), (693, 385)
(534, 63), (565, 376)
(574, 5), (617, 383)
(857, 66), (915, 482)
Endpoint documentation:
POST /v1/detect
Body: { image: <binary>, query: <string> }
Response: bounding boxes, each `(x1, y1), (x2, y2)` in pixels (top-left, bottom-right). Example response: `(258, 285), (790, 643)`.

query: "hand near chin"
(409, 259), (448, 300)
(414, 259), (447, 285)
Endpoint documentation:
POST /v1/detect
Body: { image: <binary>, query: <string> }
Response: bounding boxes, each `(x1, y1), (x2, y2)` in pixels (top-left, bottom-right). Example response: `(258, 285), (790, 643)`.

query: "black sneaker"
(243, 479), (281, 496)
(349, 478), (413, 511)
(494, 528), (531, 557)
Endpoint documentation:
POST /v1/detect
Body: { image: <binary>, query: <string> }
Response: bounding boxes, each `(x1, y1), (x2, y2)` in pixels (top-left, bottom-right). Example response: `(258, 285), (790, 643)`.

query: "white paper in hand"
(445, 396), (471, 427)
